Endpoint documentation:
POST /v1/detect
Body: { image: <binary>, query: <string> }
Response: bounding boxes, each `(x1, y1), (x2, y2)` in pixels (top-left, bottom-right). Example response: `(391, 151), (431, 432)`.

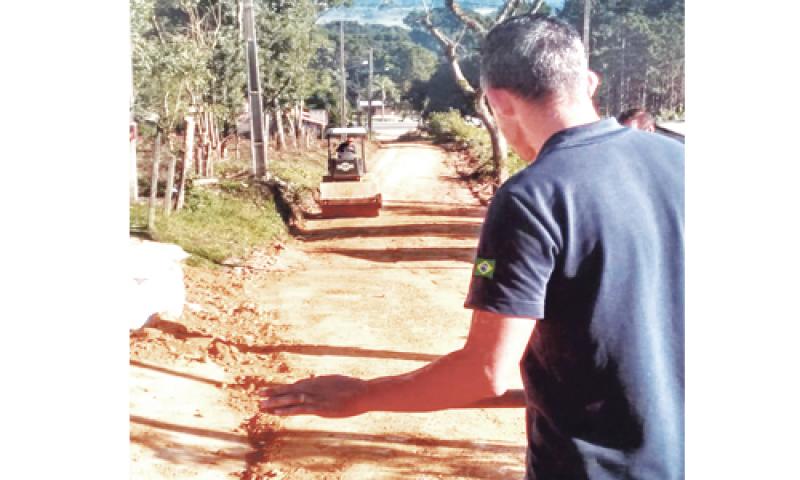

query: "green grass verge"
(130, 185), (287, 267)
(214, 141), (328, 192)
(270, 149), (327, 192)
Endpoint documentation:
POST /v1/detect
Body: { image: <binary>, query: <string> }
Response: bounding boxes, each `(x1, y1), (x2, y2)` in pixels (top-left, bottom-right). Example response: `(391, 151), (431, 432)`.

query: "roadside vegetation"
(131, 184), (287, 267)
(130, 138), (333, 266)
(426, 110), (526, 181)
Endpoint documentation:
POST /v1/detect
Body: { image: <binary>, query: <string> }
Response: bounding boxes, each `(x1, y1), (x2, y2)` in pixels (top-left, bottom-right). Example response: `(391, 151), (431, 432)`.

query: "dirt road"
(130, 142), (527, 479)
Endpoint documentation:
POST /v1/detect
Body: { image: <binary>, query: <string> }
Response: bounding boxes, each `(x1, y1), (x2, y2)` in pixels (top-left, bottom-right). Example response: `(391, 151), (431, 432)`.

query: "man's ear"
(484, 87), (515, 116)
(587, 70), (600, 98)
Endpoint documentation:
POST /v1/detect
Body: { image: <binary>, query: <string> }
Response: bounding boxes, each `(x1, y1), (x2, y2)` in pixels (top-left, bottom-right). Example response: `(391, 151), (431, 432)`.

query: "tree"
(316, 21), (438, 123)
(557, 0), (684, 118)
(416, 0), (550, 186)
(405, 57), (479, 116)
(371, 74), (398, 115)
(255, 0), (349, 148)
(131, 0), (217, 212)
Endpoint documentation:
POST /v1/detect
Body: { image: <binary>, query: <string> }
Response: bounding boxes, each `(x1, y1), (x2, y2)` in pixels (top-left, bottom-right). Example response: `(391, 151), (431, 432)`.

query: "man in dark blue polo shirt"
(260, 13), (684, 480)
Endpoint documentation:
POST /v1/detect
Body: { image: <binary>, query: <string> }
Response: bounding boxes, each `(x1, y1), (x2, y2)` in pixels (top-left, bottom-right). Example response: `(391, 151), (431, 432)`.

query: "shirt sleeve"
(464, 189), (559, 319)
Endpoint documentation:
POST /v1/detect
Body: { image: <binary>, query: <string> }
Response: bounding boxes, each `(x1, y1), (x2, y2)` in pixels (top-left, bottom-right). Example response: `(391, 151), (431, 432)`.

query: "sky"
(318, 0), (566, 27)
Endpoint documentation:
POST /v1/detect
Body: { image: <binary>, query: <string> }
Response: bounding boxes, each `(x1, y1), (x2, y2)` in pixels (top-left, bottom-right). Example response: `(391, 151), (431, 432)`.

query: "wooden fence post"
(176, 113), (196, 211)
(147, 130), (161, 231)
(164, 137), (177, 215)
(130, 122), (138, 202)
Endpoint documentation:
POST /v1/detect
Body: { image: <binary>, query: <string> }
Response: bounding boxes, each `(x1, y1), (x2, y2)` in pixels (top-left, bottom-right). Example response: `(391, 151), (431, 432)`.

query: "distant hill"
(318, 0), (564, 27)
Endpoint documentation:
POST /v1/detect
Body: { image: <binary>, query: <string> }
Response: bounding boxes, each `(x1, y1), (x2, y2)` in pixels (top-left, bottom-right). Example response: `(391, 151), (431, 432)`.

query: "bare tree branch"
(421, 11), (455, 52)
(454, 25), (468, 47)
(445, 0), (487, 36)
(420, 14), (476, 96)
(529, 0), (545, 15)
(496, 0), (523, 24)
(419, 0), (510, 185)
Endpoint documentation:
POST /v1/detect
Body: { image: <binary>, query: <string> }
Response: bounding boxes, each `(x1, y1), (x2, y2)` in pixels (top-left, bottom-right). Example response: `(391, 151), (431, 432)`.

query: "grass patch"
(130, 184), (287, 265)
(271, 149), (327, 192)
(212, 139), (328, 190)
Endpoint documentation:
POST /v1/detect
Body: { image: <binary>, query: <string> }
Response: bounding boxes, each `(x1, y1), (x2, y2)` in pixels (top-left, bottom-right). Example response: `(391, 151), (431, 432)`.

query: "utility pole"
(339, 21), (347, 127)
(367, 48), (373, 138)
(242, 0), (267, 178)
(583, 0), (591, 59)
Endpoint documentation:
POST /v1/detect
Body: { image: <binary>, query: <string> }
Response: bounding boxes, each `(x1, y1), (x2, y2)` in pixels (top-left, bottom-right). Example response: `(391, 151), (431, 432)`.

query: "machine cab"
(325, 127), (368, 181)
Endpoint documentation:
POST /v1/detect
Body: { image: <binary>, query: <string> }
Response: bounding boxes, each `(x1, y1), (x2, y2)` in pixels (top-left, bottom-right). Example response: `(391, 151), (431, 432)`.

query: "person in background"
(336, 136), (356, 154)
(617, 107), (656, 132)
(260, 14), (684, 480)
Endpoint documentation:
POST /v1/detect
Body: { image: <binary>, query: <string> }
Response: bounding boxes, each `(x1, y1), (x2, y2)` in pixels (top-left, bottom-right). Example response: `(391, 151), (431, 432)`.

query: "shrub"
(426, 109), (528, 179)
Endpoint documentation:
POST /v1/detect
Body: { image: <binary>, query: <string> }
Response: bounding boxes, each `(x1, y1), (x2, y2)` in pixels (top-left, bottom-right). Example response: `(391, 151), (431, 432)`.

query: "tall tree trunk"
(475, 93), (508, 187)
(177, 114), (196, 211)
(234, 133), (240, 163)
(263, 112), (270, 171)
(194, 113), (202, 176)
(420, 2), (534, 188)
(670, 66), (677, 113)
(297, 103), (306, 151)
(286, 109), (298, 149)
(201, 111), (210, 176)
(147, 130), (162, 231)
(208, 113), (218, 178)
(274, 102), (286, 150)
(130, 122), (138, 203)
(195, 144), (203, 177)
(164, 136), (177, 215)
(620, 36), (626, 112)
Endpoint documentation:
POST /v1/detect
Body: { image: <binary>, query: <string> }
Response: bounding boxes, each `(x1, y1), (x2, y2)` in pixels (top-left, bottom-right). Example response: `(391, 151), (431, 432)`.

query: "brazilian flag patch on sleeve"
(473, 258), (496, 279)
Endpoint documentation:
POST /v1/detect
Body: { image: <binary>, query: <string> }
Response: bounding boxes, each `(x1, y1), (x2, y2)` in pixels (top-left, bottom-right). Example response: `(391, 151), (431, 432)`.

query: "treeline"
(560, 0), (684, 119)
(314, 22), (438, 116)
(401, 0), (684, 120)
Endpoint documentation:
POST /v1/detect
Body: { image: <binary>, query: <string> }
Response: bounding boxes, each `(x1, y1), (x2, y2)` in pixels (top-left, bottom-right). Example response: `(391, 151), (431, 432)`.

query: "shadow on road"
(232, 343), (441, 363)
(382, 200), (486, 219)
(298, 222), (481, 242)
(311, 246), (476, 263)
(256, 428), (526, 478)
(130, 428), (249, 466)
(131, 359), (225, 388)
(131, 415), (250, 444)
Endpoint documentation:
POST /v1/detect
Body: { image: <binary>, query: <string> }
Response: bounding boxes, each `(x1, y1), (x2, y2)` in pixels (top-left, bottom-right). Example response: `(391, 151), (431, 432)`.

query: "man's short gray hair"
(481, 14), (588, 102)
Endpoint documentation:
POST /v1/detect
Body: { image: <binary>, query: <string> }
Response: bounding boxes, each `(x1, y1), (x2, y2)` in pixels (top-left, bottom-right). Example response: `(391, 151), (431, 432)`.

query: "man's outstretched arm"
(259, 309), (535, 417)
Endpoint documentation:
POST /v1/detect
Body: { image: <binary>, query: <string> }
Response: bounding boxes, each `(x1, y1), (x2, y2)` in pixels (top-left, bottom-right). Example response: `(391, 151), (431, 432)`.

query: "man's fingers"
(271, 405), (320, 416)
(259, 386), (282, 397)
(260, 392), (313, 410)
(259, 384), (303, 397)
(259, 376), (320, 397)
(259, 393), (323, 416)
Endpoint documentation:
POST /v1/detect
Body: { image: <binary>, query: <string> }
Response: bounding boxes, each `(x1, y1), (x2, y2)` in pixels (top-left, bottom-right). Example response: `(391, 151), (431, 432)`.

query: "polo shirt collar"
(537, 118), (624, 158)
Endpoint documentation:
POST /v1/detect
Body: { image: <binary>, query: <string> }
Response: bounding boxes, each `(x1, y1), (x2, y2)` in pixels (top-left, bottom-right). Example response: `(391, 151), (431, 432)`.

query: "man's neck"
(518, 99), (600, 161)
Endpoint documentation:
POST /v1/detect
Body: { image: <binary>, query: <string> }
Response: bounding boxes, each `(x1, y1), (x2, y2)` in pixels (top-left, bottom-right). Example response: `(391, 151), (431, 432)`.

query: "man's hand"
(257, 310), (535, 416)
(259, 375), (369, 418)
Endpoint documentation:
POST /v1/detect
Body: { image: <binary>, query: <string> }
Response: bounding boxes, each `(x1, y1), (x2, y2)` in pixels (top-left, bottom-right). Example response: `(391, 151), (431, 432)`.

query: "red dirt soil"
(130, 142), (527, 480)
